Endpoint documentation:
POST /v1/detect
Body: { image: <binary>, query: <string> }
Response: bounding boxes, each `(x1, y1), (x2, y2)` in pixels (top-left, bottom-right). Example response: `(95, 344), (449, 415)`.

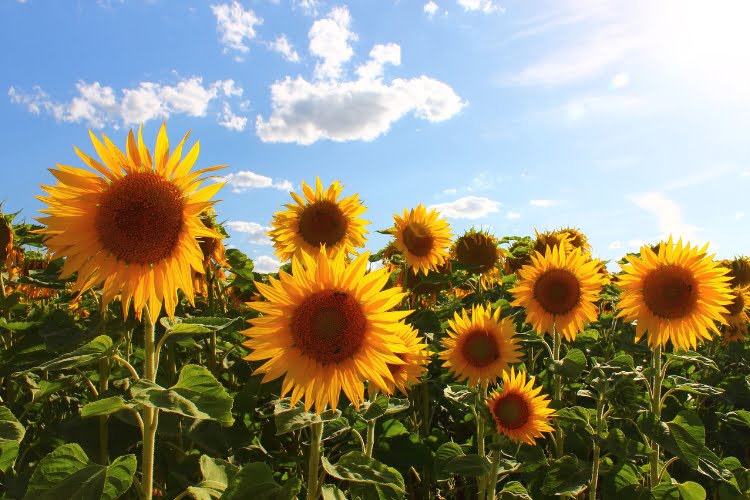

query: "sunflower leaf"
(80, 396), (132, 418)
(273, 398), (341, 436)
(32, 335), (116, 372)
(443, 454), (492, 477)
(321, 451), (406, 494)
(0, 406), (25, 473)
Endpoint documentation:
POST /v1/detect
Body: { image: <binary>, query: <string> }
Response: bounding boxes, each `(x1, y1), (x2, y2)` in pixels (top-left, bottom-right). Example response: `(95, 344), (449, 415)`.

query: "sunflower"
(242, 250), (412, 413)
(269, 178), (369, 262)
(453, 229), (502, 288)
(504, 238), (533, 274)
(511, 245), (605, 341)
(617, 237), (733, 350)
(722, 321), (748, 345)
(37, 124), (224, 319)
(725, 288), (750, 327)
(533, 229), (572, 256)
(486, 367), (555, 445)
(379, 322), (430, 396)
(439, 304), (521, 388)
(554, 227), (590, 252)
(726, 257), (750, 289)
(0, 215), (12, 264)
(197, 210), (227, 267)
(392, 204), (452, 274)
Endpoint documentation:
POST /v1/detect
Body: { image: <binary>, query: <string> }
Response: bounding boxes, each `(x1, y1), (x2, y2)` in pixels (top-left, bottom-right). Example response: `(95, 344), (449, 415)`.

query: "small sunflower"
(503, 238), (533, 274)
(533, 229), (572, 256)
(453, 229), (502, 288)
(242, 250), (411, 413)
(511, 245), (605, 341)
(197, 210), (227, 267)
(37, 124), (224, 319)
(440, 304), (521, 388)
(486, 367), (555, 445)
(722, 321), (748, 345)
(379, 322), (430, 396)
(269, 178), (369, 262)
(392, 204), (452, 275)
(617, 237), (733, 350)
(0, 215), (12, 264)
(554, 227), (590, 252)
(725, 288), (750, 327)
(726, 257), (750, 289)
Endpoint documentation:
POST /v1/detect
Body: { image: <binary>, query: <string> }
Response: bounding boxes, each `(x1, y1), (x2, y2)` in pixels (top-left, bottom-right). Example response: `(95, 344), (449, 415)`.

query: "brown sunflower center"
(0, 221), (11, 261)
(95, 172), (184, 265)
(403, 223), (434, 257)
(642, 265), (698, 319)
(726, 292), (745, 316)
(492, 393), (530, 430)
(533, 269), (581, 315)
(291, 290), (367, 365)
(456, 236), (498, 273)
(387, 352), (409, 377)
(298, 200), (348, 248)
(460, 329), (500, 368)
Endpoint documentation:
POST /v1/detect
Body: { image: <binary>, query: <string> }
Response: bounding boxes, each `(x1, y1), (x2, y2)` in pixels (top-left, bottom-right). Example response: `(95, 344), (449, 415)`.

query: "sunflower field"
(2, 125), (750, 500)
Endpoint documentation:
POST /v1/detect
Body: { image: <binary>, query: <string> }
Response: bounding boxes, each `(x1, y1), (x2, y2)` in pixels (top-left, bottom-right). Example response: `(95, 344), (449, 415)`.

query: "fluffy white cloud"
(457, 0), (504, 14)
(218, 102), (248, 131)
(630, 192), (701, 241)
(505, 211), (521, 220)
(309, 6), (357, 80)
(529, 199), (557, 208)
(269, 34), (301, 63)
(211, 1), (262, 55)
(295, 0), (320, 16)
(430, 196), (500, 219)
(356, 43), (401, 81)
(220, 170), (293, 193)
(225, 221), (273, 245)
(9, 77), (242, 129)
(424, 1), (439, 17)
(254, 255), (282, 273)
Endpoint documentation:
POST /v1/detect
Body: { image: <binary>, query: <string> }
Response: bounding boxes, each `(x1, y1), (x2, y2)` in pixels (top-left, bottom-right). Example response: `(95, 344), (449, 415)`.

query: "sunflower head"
(392, 204), (453, 275)
(197, 210), (227, 266)
(617, 237), (734, 350)
(242, 250), (412, 414)
(486, 367), (555, 445)
(503, 238), (533, 274)
(722, 320), (748, 345)
(380, 322), (430, 396)
(439, 303), (521, 388)
(554, 227), (590, 252)
(269, 178), (369, 263)
(37, 123), (224, 319)
(0, 215), (12, 264)
(727, 256), (750, 289)
(453, 229), (501, 274)
(511, 245), (605, 341)
(533, 229), (572, 256)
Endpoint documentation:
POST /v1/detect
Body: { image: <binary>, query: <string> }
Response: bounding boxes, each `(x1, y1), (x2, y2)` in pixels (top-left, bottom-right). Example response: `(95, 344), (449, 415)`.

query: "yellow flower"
(242, 250), (411, 413)
(269, 178), (369, 262)
(511, 245), (605, 341)
(725, 288), (749, 328)
(486, 368), (555, 445)
(440, 304), (521, 388)
(617, 237), (733, 350)
(380, 322), (430, 396)
(452, 229), (502, 288)
(726, 257), (750, 289)
(37, 123), (224, 319)
(392, 204), (452, 274)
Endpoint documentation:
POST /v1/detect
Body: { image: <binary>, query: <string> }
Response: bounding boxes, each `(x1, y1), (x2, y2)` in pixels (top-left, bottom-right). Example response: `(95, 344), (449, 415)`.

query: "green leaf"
(723, 410), (750, 428)
(443, 454), (492, 477)
(321, 451), (406, 494)
(499, 481), (533, 500)
(167, 323), (214, 335)
(0, 407), (25, 473)
(184, 455), (239, 499)
(434, 441), (465, 480)
(0, 320), (41, 332)
(380, 419), (408, 438)
(555, 407), (594, 434)
(550, 349), (586, 378)
(665, 351), (718, 371)
(362, 394), (390, 420)
(0, 441), (20, 474)
(24, 444), (136, 500)
(81, 396), (131, 418)
(675, 481), (706, 500)
(35, 335), (115, 372)
(322, 417), (351, 442)
(220, 462), (297, 500)
(349, 482), (404, 500)
(273, 398), (341, 436)
(541, 455), (590, 495)
(321, 485), (348, 500)
(131, 364), (234, 426)
(667, 376), (723, 396)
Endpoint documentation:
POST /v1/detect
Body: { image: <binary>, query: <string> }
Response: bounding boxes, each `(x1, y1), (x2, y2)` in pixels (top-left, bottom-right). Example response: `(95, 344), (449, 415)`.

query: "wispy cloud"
(505, 211), (521, 220)
(430, 196), (500, 219)
(630, 191), (701, 241)
(268, 34), (301, 63)
(254, 255), (282, 273)
(219, 170), (293, 193)
(211, 1), (263, 58)
(225, 221), (273, 245)
(218, 102), (248, 131)
(456, 0), (504, 14)
(424, 1), (439, 18)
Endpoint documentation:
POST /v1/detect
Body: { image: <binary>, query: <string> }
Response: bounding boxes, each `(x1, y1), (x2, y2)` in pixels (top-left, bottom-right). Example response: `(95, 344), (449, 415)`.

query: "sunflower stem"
(476, 385), (488, 500)
(487, 433), (502, 500)
(365, 389), (378, 458)
(552, 327), (564, 458)
(649, 344), (664, 488)
(306, 421), (324, 500)
(98, 357), (111, 465)
(589, 393), (605, 500)
(141, 305), (159, 500)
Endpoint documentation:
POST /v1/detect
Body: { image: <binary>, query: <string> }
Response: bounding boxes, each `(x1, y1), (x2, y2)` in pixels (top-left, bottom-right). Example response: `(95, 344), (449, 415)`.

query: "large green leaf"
(321, 451), (405, 494)
(34, 335), (115, 372)
(443, 454), (492, 477)
(499, 481), (533, 500)
(540, 455), (590, 496)
(549, 349), (586, 379)
(0, 406), (25, 473)
(131, 364), (234, 426)
(273, 398), (341, 436)
(220, 462), (300, 500)
(321, 485), (348, 500)
(81, 396), (132, 418)
(183, 455), (239, 499)
(434, 441), (465, 480)
(24, 444), (136, 500)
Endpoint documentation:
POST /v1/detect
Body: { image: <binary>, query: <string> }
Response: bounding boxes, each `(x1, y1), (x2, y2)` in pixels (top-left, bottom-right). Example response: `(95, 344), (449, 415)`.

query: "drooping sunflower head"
(724, 288), (750, 327)
(486, 367), (554, 445)
(510, 245), (605, 341)
(392, 204), (453, 275)
(0, 214), (13, 265)
(452, 229), (502, 288)
(439, 303), (521, 388)
(727, 256), (750, 289)
(722, 320), (748, 345)
(379, 322), (430, 396)
(554, 227), (591, 252)
(269, 178), (369, 262)
(617, 237), (734, 350)
(197, 209), (227, 266)
(533, 229), (572, 256)
(503, 238), (533, 274)
(37, 123), (225, 319)
(242, 250), (412, 414)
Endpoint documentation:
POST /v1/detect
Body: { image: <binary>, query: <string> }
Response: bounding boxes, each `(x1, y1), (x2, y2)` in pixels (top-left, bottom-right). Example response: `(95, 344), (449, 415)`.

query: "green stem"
(649, 344), (664, 488)
(141, 306), (159, 500)
(553, 327), (564, 458)
(589, 395), (605, 500)
(487, 434), (502, 500)
(476, 385), (487, 500)
(365, 389), (378, 458)
(307, 421), (324, 500)
(98, 357), (111, 465)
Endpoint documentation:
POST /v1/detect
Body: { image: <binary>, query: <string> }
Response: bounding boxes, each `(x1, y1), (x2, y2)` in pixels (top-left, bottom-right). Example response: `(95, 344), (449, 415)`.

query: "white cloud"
(295, 0), (320, 16)
(505, 211), (521, 220)
(268, 34), (301, 63)
(457, 0), (504, 14)
(630, 192), (701, 241)
(10, 77), (242, 129)
(356, 43), (401, 81)
(424, 1), (439, 17)
(211, 1), (262, 56)
(736, 211), (745, 221)
(254, 255), (282, 273)
(529, 199), (557, 208)
(225, 221), (273, 245)
(608, 240), (624, 250)
(442, 188), (457, 195)
(220, 170), (293, 193)
(610, 72), (630, 89)
(309, 6), (357, 81)
(218, 102), (248, 131)
(430, 196), (500, 219)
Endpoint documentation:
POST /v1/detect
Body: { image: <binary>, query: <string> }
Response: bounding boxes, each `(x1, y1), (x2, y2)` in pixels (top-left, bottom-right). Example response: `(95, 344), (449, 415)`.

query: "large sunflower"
(392, 204), (452, 274)
(269, 178), (369, 262)
(485, 367), (555, 445)
(37, 124), (224, 319)
(617, 237), (733, 350)
(452, 228), (502, 288)
(511, 245), (604, 341)
(242, 250), (411, 413)
(439, 304), (521, 388)
(380, 322), (430, 396)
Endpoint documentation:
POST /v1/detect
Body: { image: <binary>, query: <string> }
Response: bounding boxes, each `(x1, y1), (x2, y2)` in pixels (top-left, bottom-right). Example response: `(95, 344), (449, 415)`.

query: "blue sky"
(2, 0), (750, 272)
